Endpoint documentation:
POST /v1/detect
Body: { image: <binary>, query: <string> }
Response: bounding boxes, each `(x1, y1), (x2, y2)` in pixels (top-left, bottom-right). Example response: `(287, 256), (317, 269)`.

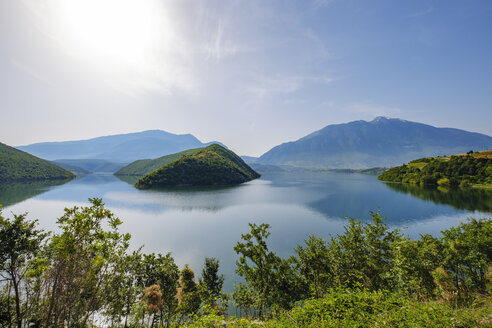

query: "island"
(0, 142), (75, 183)
(132, 144), (261, 188)
(378, 150), (492, 188)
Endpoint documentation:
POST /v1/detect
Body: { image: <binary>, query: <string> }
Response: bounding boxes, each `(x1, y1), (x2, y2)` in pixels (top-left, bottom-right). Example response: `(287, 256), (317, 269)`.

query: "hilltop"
(17, 130), (225, 163)
(115, 147), (205, 177)
(258, 117), (492, 169)
(135, 144), (260, 188)
(0, 142), (75, 183)
(378, 150), (492, 188)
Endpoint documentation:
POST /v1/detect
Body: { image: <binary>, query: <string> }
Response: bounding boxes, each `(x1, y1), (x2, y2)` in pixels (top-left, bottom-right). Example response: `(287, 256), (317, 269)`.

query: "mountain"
(52, 159), (126, 173)
(135, 144), (261, 189)
(0, 142), (75, 183)
(115, 147), (205, 177)
(258, 117), (492, 169)
(17, 130), (225, 163)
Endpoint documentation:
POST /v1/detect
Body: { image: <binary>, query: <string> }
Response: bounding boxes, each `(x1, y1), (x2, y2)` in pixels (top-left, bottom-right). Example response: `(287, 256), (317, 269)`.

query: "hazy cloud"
(408, 6), (433, 18)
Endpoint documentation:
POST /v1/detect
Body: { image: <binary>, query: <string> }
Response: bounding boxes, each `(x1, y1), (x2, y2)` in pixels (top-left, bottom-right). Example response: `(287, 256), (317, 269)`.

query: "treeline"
(378, 154), (492, 187)
(0, 200), (491, 327)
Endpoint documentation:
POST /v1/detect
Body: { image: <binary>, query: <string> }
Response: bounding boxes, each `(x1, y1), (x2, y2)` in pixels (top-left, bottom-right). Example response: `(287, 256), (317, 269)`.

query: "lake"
(1, 172), (491, 293)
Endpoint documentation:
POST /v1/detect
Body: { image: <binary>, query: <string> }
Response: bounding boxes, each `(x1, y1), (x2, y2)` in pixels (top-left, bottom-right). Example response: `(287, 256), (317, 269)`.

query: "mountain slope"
(52, 159), (126, 173)
(0, 142), (75, 183)
(115, 147), (205, 177)
(135, 144), (260, 188)
(17, 130), (224, 163)
(258, 117), (492, 169)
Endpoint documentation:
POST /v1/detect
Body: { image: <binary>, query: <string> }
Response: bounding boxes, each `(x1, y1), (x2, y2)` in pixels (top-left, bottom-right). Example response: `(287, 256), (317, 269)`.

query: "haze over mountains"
(257, 117), (492, 169)
(14, 118), (492, 171)
(18, 130), (225, 163)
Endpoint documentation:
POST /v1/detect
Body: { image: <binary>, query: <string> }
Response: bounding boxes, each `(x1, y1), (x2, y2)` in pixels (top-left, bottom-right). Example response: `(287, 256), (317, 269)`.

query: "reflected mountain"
(115, 174), (140, 186)
(0, 179), (71, 207)
(384, 183), (492, 213)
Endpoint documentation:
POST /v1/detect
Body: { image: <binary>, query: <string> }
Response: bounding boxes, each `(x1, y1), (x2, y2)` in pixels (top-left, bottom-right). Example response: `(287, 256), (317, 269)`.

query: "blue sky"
(1, 0), (491, 156)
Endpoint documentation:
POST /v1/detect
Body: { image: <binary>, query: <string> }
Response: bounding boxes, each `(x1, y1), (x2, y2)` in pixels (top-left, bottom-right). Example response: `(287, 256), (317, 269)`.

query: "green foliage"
(0, 207), (47, 328)
(177, 265), (201, 323)
(115, 147), (205, 176)
(0, 199), (490, 327)
(233, 223), (307, 318)
(135, 144), (261, 188)
(0, 142), (75, 183)
(42, 198), (132, 327)
(379, 154), (492, 187)
(199, 257), (227, 311)
(295, 236), (331, 298)
(440, 218), (492, 304)
(185, 290), (492, 327)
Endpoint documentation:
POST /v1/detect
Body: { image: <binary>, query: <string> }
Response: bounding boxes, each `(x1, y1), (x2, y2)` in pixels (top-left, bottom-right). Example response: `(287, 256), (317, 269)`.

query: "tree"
(440, 218), (492, 304)
(199, 257), (227, 310)
(42, 198), (131, 327)
(104, 250), (143, 327)
(295, 235), (331, 298)
(392, 234), (442, 298)
(0, 207), (46, 328)
(177, 265), (201, 323)
(137, 252), (180, 327)
(233, 223), (305, 317)
(233, 223), (279, 318)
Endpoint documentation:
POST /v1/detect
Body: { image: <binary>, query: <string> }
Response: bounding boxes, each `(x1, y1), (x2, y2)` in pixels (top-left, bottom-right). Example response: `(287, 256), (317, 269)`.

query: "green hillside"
(378, 151), (492, 187)
(0, 142), (75, 183)
(135, 144), (261, 188)
(115, 147), (204, 176)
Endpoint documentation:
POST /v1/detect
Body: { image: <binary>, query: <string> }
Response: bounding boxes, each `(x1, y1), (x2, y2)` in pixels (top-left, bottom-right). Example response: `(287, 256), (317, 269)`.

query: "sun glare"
(57, 0), (163, 66)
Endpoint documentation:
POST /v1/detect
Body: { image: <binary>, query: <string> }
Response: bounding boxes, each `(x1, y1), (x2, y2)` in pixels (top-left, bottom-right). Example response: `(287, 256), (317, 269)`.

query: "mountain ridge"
(258, 117), (492, 169)
(17, 130), (225, 163)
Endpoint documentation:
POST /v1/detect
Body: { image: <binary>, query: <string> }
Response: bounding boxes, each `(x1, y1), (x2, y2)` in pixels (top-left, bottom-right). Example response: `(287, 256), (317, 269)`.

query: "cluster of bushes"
(378, 155), (492, 187)
(1, 199), (490, 327)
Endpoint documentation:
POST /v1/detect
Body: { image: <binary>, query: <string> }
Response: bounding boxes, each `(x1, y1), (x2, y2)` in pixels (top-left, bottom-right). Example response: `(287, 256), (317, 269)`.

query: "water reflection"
(384, 183), (492, 213)
(0, 179), (71, 207)
(2, 172), (491, 295)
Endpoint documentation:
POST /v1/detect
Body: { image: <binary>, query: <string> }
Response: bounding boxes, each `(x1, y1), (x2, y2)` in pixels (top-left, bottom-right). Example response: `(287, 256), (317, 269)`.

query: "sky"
(1, 0), (491, 156)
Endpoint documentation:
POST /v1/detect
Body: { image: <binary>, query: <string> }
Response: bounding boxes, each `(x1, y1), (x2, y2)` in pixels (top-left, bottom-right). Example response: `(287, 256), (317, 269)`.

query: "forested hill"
(135, 144), (260, 188)
(0, 142), (75, 183)
(115, 147), (205, 177)
(258, 117), (492, 169)
(378, 151), (492, 187)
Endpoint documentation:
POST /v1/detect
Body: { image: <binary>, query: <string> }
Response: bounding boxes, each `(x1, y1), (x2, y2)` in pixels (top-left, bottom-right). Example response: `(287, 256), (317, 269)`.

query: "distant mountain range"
(17, 130), (225, 163)
(258, 117), (492, 169)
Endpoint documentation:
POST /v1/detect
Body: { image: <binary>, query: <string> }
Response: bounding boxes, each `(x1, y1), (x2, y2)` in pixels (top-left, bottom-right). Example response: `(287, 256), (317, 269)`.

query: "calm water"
(1, 172), (491, 292)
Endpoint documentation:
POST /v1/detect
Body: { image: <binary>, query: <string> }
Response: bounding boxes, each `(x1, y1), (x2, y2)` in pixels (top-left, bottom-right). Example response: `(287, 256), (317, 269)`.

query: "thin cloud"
(242, 74), (334, 98)
(205, 20), (239, 61)
(408, 6), (433, 18)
